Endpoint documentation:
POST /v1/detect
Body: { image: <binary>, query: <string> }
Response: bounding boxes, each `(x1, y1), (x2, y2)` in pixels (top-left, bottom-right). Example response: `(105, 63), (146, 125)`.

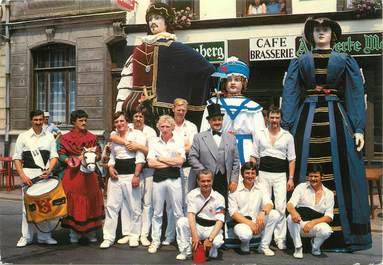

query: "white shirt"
(147, 134), (186, 166)
(108, 128), (146, 166)
(252, 128), (296, 161)
(173, 119), (198, 150)
(228, 180), (272, 219)
(128, 123), (157, 143)
(187, 188), (225, 223)
(13, 128), (58, 162)
(288, 182), (335, 220)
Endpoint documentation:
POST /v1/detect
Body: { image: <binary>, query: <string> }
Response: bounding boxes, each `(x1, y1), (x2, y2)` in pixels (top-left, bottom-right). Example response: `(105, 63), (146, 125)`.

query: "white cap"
(44, 112), (50, 117)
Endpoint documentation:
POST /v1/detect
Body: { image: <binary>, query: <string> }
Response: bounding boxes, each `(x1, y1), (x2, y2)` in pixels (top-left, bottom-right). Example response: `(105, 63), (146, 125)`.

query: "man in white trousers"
(250, 106), (295, 249)
(109, 108), (157, 247)
(147, 115), (185, 254)
(229, 162), (282, 256)
(176, 169), (225, 260)
(287, 164), (334, 259)
(100, 112), (145, 249)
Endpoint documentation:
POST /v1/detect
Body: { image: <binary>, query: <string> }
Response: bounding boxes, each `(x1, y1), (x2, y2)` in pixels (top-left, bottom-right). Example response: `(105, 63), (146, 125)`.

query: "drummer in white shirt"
(13, 110), (58, 247)
(229, 162), (281, 256)
(287, 164), (334, 259)
(100, 111), (146, 249)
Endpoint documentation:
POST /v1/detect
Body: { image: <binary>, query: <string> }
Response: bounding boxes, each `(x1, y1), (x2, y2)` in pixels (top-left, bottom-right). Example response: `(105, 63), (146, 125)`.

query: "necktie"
(212, 131), (222, 136)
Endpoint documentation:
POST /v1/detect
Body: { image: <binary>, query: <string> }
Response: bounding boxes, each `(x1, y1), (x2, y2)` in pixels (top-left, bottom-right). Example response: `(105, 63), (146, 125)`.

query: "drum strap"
(25, 136), (49, 170)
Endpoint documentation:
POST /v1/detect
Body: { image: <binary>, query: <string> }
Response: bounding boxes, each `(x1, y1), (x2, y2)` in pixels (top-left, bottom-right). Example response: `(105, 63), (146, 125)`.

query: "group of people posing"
(13, 1), (371, 262)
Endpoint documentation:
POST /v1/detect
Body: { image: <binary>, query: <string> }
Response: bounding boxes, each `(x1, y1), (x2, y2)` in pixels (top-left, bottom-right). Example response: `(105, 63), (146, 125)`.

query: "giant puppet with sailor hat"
(281, 17), (371, 251)
(201, 57), (265, 165)
(116, 2), (215, 127)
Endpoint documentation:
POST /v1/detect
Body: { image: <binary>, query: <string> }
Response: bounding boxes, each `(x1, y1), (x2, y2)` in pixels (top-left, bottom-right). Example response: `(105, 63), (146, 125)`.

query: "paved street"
(0, 199), (382, 265)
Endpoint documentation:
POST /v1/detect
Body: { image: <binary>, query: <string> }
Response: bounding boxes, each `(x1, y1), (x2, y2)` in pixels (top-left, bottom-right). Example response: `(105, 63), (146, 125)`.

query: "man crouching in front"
(176, 169), (225, 260)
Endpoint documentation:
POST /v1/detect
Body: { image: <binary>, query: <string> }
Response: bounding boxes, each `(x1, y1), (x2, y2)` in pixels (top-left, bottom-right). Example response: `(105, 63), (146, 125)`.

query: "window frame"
(32, 43), (76, 125)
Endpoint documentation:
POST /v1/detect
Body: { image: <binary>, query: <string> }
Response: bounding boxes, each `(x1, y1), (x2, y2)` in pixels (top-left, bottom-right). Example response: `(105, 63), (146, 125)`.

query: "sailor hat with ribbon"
(211, 56), (250, 80)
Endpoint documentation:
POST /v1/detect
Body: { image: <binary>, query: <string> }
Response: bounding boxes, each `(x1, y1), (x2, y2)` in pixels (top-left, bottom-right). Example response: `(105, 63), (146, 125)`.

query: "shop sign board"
(188, 41), (226, 63)
(249, 36), (296, 61)
(295, 32), (382, 57)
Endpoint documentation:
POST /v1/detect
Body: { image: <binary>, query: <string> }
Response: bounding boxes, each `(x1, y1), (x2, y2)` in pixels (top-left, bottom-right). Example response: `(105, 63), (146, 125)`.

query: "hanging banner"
(112, 0), (136, 11)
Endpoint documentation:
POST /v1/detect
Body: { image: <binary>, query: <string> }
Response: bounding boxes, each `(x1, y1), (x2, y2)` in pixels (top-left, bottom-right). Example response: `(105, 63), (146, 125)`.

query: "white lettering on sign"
(249, 36), (296, 61)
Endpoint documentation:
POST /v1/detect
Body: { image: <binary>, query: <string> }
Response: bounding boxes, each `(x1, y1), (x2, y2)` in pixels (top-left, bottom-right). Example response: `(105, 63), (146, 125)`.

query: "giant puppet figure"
(116, 2), (215, 126)
(200, 57), (265, 165)
(281, 17), (371, 251)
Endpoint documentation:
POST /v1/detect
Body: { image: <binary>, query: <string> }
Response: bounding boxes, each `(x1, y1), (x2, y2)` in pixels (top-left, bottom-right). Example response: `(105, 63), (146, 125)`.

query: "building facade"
(0, 0), (382, 160)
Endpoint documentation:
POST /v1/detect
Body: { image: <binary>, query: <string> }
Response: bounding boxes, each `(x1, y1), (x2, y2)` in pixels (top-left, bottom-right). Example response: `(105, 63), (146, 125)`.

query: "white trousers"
(233, 209), (281, 249)
(176, 217), (224, 257)
(103, 174), (142, 242)
(140, 168), (153, 238)
(258, 170), (287, 243)
(151, 177), (184, 245)
(22, 189), (56, 241)
(287, 215), (333, 249)
(164, 167), (191, 241)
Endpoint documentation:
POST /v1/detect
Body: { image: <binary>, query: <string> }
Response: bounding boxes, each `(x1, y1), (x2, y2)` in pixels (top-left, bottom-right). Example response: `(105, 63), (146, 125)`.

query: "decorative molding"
(112, 21), (124, 37)
(45, 26), (55, 41)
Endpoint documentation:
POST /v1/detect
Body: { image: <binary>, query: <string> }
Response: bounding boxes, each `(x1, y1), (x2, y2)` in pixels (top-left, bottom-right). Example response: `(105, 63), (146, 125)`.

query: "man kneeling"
(287, 164), (334, 259)
(229, 162), (281, 256)
(176, 169), (225, 260)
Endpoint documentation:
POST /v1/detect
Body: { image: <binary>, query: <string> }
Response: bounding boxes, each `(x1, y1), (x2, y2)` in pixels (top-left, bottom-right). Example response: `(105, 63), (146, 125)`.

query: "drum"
(24, 178), (67, 223)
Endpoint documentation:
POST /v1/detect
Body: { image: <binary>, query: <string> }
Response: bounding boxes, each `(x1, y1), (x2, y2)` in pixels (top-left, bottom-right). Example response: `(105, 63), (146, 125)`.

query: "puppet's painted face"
(148, 14), (167, 35)
(313, 26), (332, 48)
(226, 74), (244, 95)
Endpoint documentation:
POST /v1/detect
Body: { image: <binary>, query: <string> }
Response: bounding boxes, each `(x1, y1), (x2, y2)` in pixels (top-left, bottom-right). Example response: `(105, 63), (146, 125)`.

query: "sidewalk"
(1, 182), (382, 233)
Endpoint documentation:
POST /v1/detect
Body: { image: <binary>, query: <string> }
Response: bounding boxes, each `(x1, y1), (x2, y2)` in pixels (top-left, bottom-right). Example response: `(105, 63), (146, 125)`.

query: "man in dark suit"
(189, 104), (240, 201)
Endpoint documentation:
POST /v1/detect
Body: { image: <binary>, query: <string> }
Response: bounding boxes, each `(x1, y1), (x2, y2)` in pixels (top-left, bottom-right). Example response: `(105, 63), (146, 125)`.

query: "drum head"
(26, 178), (59, 196)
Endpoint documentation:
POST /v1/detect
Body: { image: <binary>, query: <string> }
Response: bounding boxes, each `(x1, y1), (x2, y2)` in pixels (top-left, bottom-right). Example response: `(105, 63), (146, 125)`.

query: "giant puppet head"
(145, 2), (175, 34)
(303, 17), (341, 48)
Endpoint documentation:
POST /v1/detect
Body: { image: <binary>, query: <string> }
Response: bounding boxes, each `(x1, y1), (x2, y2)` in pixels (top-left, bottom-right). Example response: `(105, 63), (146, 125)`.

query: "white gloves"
(354, 133), (364, 152)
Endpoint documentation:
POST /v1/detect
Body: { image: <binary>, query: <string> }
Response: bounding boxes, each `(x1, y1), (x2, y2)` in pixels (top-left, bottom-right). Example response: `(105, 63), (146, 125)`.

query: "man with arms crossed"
(176, 169), (225, 260)
(251, 106), (295, 249)
(287, 164), (334, 259)
(229, 162), (282, 256)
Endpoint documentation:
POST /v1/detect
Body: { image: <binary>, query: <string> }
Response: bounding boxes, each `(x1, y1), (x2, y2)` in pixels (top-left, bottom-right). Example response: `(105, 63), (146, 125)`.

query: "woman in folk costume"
(116, 2), (215, 127)
(281, 18), (371, 251)
(201, 57), (265, 165)
(58, 110), (105, 243)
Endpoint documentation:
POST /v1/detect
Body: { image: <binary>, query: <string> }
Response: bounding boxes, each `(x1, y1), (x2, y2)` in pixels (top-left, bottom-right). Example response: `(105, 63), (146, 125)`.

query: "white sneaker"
(161, 238), (173, 246)
(88, 237), (98, 243)
(148, 243), (159, 254)
(209, 247), (218, 258)
(293, 247), (303, 259)
(100, 240), (113, 249)
(240, 241), (250, 253)
(37, 238), (58, 245)
(176, 252), (191, 260)
(311, 239), (321, 256)
(129, 238), (139, 247)
(258, 247), (275, 256)
(117, 236), (129, 244)
(140, 236), (151, 247)
(276, 240), (287, 250)
(16, 237), (32, 247)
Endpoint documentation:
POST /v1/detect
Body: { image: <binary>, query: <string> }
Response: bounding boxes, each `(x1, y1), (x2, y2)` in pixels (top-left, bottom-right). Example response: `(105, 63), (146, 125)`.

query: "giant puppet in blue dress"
(200, 57), (265, 165)
(281, 18), (371, 251)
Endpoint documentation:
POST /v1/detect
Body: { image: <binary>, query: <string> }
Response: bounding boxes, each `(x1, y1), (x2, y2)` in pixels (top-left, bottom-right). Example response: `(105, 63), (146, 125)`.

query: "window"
(246, 0), (287, 16)
(32, 43), (76, 125)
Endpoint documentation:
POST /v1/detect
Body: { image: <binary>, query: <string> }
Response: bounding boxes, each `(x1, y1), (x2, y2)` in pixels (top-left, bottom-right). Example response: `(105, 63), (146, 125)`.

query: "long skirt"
(61, 168), (105, 233)
(292, 95), (371, 251)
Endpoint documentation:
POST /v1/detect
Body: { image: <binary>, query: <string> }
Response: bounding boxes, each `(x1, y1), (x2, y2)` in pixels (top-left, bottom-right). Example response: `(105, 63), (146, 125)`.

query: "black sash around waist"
(196, 216), (216, 227)
(259, 156), (288, 173)
(296, 207), (325, 222)
(153, 167), (180, 182)
(115, 158), (136, 175)
(22, 150), (50, 169)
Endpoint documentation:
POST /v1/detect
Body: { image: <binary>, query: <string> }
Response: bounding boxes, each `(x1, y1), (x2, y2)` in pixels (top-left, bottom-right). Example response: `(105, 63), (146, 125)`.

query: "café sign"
(249, 36), (296, 61)
(188, 41), (226, 63)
